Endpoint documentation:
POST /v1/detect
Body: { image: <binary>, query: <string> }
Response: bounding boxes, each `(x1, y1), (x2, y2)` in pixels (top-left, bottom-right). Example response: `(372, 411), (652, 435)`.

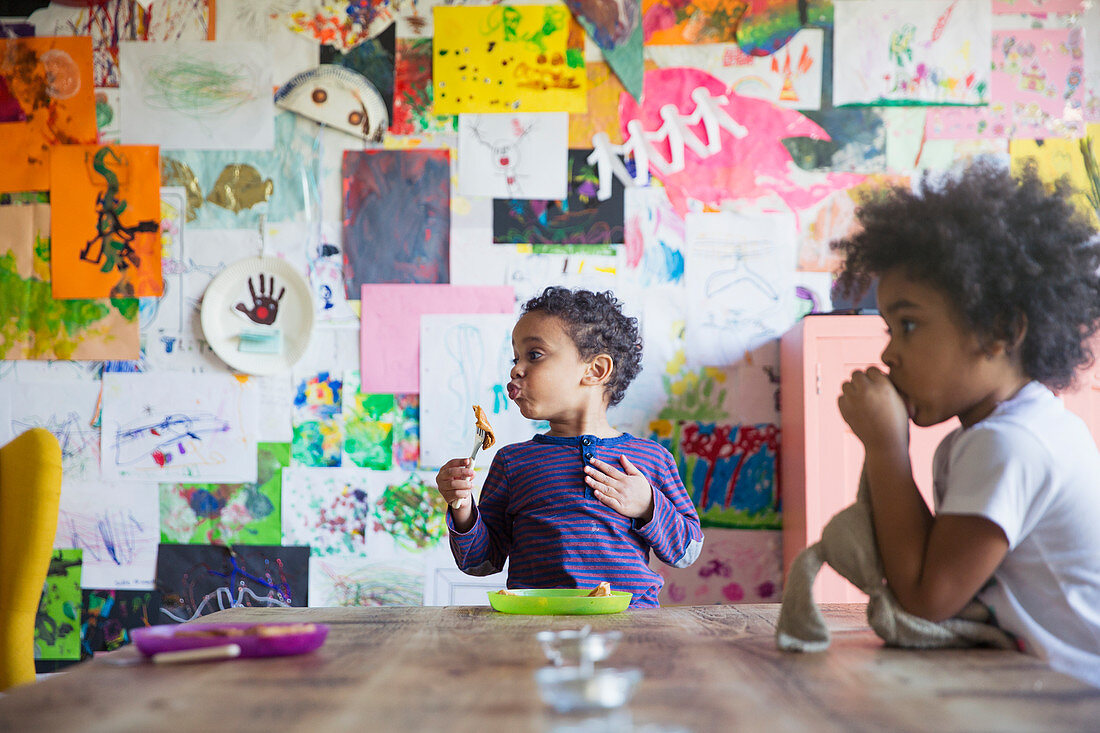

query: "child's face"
(508, 312), (593, 421)
(876, 269), (1019, 428)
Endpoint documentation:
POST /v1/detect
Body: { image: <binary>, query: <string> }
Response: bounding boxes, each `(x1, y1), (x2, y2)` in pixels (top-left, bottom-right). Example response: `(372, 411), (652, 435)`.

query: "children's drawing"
(27, 0), (210, 88)
(7, 381), (100, 481)
(292, 371), (343, 467)
(493, 149), (626, 245)
(155, 543), (309, 623)
(992, 0), (1086, 12)
(623, 186), (686, 287)
(648, 29), (824, 110)
(55, 480), (159, 589)
(286, 0), (395, 51)
(391, 38), (456, 135)
(832, 0), (991, 106)
(358, 284), (515, 394)
(419, 313), (543, 469)
(616, 68), (864, 219)
(342, 149), (451, 288)
(100, 373), (259, 482)
(642, 0), (744, 45)
(1010, 124), (1100, 228)
(282, 468), (377, 556)
(160, 442), (289, 546)
(34, 550), (83, 661)
(650, 420), (780, 528)
(81, 589), (161, 656)
(50, 145), (163, 300)
(563, 0), (644, 101)
(0, 37), (97, 193)
(119, 41), (274, 149)
(139, 188), (188, 345)
(458, 113), (569, 199)
(309, 557), (425, 607)
(926, 28), (1085, 140)
(684, 211), (797, 369)
(432, 4), (587, 114)
(655, 528), (781, 605)
(569, 61), (628, 148)
(394, 394), (421, 470)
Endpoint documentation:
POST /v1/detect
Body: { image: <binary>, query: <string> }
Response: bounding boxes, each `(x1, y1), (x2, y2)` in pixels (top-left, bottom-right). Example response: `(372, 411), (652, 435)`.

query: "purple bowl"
(131, 622), (329, 658)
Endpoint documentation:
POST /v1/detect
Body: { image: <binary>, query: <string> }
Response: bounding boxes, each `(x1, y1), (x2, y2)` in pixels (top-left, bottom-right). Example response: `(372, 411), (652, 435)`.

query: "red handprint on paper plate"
(235, 273), (285, 325)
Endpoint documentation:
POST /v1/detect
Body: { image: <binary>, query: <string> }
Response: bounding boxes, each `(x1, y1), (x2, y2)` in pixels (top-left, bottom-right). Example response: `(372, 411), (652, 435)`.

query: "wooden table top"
(1, 603), (1097, 732)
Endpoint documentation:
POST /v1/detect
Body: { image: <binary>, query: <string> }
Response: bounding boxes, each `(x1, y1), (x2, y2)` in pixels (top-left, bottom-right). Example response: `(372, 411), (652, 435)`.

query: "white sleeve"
(936, 425), (1051, 549)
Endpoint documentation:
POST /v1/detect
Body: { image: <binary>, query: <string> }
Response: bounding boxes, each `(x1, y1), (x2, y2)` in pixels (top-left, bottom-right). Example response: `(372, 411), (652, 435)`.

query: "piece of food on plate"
(586, 582), (612, 597)
(496, 588), (517, 595)
(473, 404), (496, 449)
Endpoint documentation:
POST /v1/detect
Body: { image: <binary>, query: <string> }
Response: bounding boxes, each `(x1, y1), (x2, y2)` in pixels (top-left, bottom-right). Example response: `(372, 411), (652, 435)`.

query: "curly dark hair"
(521, 286), (642, 406)
(833, 159), (1100, 391)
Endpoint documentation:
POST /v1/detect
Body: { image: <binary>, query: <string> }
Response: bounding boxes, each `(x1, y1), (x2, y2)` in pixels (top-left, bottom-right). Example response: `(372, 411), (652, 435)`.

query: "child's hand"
(435, 458), (475, 529)
(584, 455), (655, 524)
(838, 366), (910, 452)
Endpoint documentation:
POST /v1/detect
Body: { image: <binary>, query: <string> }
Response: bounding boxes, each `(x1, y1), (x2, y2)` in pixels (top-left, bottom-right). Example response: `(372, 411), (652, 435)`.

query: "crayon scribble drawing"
(155, 543), (309, 623)
(342, 149), (450, 288)
(0, 37), (97, 193)
(655, 528), (781, 606)
(432, 4), (587, 114)
(7, 380), (101, 480)
(684, 211), (796, 369)
(34, 550), (83, 661)
(160, 442), (290, 546)
(458, 113), (568, 199)
(55, 480), (159, 589)
(832, 0), (991, 106)
(118, 41), (274, 149)
(50, 144), (163, 300)
(309, 557), (424, 607)
(99, 373), (259, 482)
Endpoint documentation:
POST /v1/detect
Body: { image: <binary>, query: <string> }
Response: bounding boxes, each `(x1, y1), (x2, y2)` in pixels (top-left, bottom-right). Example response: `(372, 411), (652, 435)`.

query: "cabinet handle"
(815, 363), (822, 395)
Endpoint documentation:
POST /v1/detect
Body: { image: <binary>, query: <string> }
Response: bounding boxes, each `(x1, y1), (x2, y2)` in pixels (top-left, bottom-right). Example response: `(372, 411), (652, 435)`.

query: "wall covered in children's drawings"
(2, 0), (1099, 671)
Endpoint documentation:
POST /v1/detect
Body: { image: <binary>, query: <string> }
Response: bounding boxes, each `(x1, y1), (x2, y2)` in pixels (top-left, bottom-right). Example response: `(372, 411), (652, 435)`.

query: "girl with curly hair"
(436, 287), (703, 608)
(833, 160), (1100, 686)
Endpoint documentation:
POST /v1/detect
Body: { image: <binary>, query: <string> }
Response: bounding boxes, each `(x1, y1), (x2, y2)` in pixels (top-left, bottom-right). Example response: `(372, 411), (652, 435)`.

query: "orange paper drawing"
(0, 36), (98, 193)
(50, 145), (163, 299)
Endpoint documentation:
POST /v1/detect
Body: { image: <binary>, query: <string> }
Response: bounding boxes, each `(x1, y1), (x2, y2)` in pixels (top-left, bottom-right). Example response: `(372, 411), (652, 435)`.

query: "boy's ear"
(583, 354), (614, 386)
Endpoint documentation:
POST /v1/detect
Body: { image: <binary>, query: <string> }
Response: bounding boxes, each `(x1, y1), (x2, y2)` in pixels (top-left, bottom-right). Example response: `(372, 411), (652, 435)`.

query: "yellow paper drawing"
(1011, 123), (1100, 229)
(432, 4), (587, 115)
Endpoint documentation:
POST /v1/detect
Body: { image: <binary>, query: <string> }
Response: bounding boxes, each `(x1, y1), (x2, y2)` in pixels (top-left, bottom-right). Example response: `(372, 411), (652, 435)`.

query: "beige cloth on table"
(776, 468), (1017, 652)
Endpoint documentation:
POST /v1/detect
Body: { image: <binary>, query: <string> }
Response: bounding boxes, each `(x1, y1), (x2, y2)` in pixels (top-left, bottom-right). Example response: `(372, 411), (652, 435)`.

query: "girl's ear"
(583, 354), (614, 386)
(989, 311), (1028, 358)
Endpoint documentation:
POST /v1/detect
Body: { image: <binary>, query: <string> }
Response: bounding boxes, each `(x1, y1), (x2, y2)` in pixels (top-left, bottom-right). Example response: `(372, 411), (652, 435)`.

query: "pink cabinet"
(780, 315), (1100, 603)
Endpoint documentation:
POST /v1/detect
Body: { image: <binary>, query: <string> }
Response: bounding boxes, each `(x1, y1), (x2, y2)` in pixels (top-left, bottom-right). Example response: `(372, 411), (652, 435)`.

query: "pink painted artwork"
(926, 28), (1085, 140)
(992, 0), (1086, 13)
(617, 67), (863, 219)
(359, 284), (515, 394)
(655, 528), (782, 606)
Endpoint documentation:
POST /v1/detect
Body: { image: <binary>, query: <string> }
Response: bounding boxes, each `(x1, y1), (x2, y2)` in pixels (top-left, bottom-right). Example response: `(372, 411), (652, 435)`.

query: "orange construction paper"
(50, 144), (163, 299)
(0, 37), (98, 193)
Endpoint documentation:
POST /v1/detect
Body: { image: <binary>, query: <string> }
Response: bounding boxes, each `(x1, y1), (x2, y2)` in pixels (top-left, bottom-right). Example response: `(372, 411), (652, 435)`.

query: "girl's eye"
(528, 351), (543, 361)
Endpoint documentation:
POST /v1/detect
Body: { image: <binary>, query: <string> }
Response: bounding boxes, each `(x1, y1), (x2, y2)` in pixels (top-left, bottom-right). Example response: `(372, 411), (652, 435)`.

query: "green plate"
(487, 588), (632, 615)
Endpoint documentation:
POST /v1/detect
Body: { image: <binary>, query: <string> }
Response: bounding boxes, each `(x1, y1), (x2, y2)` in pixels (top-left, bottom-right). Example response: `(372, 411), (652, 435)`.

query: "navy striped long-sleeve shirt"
(447, 433), (704, 608)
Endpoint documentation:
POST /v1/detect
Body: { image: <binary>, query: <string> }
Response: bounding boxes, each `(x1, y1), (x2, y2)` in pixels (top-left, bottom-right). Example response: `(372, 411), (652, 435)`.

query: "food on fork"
(586, 582), (612, 597)
(473, 404), (496, 449)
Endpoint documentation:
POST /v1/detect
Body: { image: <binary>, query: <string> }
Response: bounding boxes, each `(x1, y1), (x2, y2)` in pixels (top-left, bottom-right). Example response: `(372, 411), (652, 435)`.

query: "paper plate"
(131, 622), (329, 659)
(488, 589), (632, 615)
(200, 256), (314, 375)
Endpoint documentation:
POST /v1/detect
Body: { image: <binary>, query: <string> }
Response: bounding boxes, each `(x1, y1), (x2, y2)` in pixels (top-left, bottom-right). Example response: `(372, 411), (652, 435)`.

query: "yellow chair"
(0, 427), (62, 691)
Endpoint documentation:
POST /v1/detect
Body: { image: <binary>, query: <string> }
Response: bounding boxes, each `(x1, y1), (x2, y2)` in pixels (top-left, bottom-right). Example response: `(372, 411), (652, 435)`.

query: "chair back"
(0, 427), (63, 691)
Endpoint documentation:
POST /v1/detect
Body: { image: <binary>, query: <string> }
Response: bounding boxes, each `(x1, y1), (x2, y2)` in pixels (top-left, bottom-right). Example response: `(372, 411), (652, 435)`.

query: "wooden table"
(1, 604), (1097, 731)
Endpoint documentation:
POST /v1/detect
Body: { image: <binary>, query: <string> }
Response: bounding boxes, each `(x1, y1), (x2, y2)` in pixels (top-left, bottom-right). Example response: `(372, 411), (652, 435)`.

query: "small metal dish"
(534, 666), (642, 713)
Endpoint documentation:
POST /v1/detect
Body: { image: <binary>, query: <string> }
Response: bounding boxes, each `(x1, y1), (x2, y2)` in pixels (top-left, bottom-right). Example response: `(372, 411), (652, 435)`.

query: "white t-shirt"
(933, 382), (1100, 687)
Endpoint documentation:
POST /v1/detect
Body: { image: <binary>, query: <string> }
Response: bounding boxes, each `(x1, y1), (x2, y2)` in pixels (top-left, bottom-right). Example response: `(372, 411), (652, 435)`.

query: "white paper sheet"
(458, 113), (569, 199)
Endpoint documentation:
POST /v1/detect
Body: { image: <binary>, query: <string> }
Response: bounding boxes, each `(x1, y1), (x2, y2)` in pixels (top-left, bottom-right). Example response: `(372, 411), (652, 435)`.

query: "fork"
(450, 424), (488, 510)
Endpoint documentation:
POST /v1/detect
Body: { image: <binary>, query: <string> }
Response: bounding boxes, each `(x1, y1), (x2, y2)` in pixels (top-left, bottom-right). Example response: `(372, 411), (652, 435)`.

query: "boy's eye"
(511, 357), (518, 366)
(528, 351), (543, 361)
(900, 319), (916, 334)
